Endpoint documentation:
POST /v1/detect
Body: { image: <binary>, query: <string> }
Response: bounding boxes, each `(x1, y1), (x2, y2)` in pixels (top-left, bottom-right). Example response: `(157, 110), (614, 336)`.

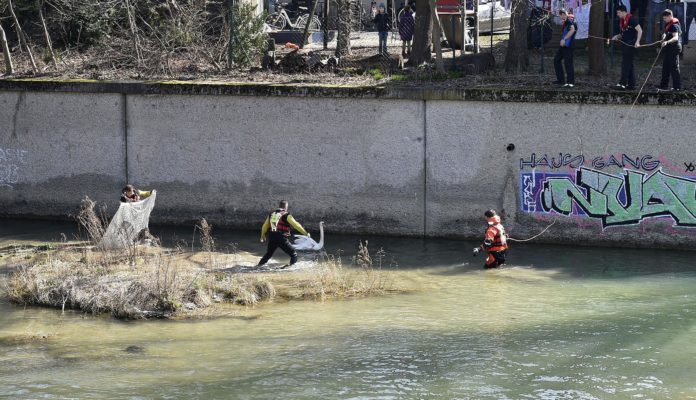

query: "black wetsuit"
(258, 232), (298, 266)
(258, 211), (299, 266)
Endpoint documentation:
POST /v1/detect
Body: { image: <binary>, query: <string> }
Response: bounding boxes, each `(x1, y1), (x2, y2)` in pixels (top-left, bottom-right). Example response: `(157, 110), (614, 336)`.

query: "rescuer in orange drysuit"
(472, 209), (508, 269)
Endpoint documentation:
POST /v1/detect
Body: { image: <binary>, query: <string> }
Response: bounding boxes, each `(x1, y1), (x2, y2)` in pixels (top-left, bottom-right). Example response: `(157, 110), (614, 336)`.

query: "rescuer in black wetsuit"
(257, 200), (309, 268)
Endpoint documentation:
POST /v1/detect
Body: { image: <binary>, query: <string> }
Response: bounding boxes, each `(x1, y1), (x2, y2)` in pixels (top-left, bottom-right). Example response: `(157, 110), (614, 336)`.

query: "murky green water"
(2, 219), (696, 399)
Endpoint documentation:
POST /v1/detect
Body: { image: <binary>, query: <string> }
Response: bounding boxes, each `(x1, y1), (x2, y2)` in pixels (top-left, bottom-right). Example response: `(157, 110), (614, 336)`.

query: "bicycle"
(266, 3), (321, 31)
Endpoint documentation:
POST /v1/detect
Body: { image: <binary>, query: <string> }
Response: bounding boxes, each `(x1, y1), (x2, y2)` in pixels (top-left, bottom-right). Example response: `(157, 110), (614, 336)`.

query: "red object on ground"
(285, 42), (300, 49)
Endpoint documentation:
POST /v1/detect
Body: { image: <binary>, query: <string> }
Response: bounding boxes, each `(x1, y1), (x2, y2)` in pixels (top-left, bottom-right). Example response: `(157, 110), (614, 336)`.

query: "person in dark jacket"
(610, 5), (643, 90)
(374, 3), (391, 55)
(658, 9), (682, 91)
(553, 9), (577, 88)
(399, 5), (415, 56)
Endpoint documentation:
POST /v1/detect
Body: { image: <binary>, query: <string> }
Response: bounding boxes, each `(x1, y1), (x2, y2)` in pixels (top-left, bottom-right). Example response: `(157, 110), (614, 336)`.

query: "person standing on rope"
(553, 9), (577, 88)
(257, 200), (309, 268)
(658, 9), (682, 91)
(610, 5), (643, 90)
(472, 210), (508, 269)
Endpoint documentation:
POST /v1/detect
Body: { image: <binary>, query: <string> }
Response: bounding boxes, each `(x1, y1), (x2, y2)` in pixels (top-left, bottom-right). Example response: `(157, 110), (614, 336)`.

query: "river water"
(1, 219), (696, 399)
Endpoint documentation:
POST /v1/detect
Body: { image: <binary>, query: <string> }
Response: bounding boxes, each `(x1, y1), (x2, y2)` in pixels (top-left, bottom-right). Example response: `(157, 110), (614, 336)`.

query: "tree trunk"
(588, 0), (606, 75)
(8, 0), (38, 73)
(323, 0), (329, 49)
(428, 0), (444, 73)
(0, 22), (14, 75)
(37, 0), (57, 68)
(300, 0), (320, 48)
(124, 0), (142, 67)
(503, 0), (529, 73)
(409, 0), (432, 65)
(335, 0), (351, 56)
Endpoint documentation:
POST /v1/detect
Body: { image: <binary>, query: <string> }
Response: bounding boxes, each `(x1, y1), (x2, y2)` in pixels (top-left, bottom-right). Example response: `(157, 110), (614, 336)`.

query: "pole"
(474, 0), (479, 52)
(323, 0), (329, 49)
(490, 0), (494, 52)
(451, 13), (456, 58)
(539, 18), (544, 73)
(610, 0), (615, 70)
(461, 2), (466, 55)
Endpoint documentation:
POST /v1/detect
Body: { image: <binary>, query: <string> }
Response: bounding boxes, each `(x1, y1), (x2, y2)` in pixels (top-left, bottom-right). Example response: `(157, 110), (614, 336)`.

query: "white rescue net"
(99, 191), (157, 249)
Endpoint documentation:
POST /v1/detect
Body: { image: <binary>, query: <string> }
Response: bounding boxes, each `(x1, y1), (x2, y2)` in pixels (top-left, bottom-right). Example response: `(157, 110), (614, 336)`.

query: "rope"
(585, 34), (662, 48)
(508, 219), (557, 242)
(583, 34), (664, 132)
(615, 46), (663, 133)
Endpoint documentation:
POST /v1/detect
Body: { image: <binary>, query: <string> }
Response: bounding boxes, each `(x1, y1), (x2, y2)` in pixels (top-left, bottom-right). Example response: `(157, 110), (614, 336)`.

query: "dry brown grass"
(1, 234), (399, 320)
(267, 244), (397, 301)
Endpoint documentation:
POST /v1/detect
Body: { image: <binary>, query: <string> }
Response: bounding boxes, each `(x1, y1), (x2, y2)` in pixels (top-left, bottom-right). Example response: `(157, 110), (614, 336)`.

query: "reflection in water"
(1, 219), (696, 398)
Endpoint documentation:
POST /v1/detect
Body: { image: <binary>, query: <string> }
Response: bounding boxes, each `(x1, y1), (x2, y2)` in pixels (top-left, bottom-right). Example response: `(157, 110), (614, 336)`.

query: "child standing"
(374, 3), (391, 55)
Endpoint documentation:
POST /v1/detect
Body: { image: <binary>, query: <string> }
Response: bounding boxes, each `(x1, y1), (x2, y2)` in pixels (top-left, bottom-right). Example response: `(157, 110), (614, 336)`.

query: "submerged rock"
(124, 345), (145, 354)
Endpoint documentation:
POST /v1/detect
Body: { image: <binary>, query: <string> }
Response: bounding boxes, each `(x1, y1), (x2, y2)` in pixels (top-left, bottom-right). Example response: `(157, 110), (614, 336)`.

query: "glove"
(472, 247), (480, 256)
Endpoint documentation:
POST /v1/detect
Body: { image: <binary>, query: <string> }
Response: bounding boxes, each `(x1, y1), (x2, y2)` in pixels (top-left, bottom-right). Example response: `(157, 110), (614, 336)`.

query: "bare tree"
(0, 21), (13, 74)
(428, 0), (444, 73)
(503, 0), (529, 72)
(123, 0), (142, 66)
(588, 0), (606, 75)
(336, 0), (351, 56)
(37, 0), (58, 68)
(8, 0), (38, 72)
(409, 0), (432, 65)
(300, 0), (321, 48)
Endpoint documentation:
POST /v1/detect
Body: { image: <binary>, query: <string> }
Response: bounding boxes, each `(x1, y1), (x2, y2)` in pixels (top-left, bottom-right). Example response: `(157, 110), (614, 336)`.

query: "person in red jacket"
(472, 210), (508, 269)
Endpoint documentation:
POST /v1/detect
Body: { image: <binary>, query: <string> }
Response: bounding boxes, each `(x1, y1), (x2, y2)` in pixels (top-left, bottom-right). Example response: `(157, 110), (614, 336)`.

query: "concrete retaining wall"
(127, 94), (425, 234)
(2, 81), (695, 248)
(0, 91), (125, 218)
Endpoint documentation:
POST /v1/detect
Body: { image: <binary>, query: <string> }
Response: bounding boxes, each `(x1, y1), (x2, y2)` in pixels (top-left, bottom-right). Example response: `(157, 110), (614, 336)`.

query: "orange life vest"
(484, 216), (508, 252)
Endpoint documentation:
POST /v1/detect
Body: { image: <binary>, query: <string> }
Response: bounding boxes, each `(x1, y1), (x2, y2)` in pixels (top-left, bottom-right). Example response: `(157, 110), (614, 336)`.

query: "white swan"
(291, 221), (324, 251)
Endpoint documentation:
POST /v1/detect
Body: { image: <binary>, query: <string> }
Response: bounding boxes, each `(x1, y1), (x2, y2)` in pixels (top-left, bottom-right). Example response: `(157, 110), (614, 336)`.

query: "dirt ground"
(1, 33), (695, 93)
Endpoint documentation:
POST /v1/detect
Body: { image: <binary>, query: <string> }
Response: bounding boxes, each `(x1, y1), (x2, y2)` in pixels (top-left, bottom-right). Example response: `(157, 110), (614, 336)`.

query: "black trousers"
(554, 46), (575, 84)
(660, 46), (682, 90)
(258, 233), (298, 266)
(620, 46), (636, 89)
(484, 250), (507, 269)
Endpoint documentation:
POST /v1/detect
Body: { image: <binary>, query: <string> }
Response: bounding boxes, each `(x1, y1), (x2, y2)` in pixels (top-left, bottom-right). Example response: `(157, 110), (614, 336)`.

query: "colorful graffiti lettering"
(521, 167), (696, 228)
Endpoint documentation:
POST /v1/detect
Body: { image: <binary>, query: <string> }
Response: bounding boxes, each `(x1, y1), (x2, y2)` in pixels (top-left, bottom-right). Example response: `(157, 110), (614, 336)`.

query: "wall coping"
(1, 78), (695, 105)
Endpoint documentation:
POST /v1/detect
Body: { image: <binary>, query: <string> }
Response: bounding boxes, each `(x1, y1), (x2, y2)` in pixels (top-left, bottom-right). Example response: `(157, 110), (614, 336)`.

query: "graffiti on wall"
(520, 153), (696, 229)
(0, 148), (29, 189)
